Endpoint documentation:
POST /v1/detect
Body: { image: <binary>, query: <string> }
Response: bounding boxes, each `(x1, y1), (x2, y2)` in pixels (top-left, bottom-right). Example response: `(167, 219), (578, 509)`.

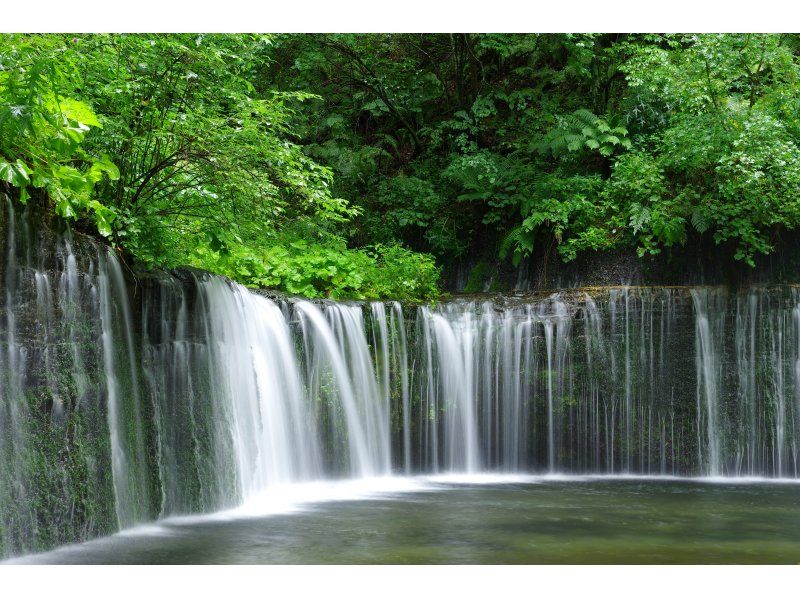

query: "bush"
(190, 238), (440, 302)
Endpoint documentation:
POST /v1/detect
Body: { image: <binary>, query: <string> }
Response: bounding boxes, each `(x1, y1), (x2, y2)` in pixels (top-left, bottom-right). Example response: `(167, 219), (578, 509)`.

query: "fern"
(537, 109), (633, 158)
(691, 208), (711, 233)
(499, 224), (536, 266)
(498, 225), (522, 259)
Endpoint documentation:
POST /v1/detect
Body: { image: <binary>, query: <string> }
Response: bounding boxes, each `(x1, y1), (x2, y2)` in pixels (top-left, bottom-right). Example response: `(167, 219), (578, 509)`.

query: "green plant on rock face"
(190, 235), (440, 301)
(536, 109), (632, 158)
(463, 261), (494, 293)
(500, 174), (613, 266)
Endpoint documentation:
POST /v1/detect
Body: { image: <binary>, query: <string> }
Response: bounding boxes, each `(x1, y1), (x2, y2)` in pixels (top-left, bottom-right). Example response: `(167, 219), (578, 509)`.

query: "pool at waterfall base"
(8, 475), (800, 565)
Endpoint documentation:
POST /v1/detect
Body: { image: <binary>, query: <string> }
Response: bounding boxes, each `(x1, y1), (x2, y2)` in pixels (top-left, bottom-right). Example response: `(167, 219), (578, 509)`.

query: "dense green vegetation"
(0, 34), (437, 300)
(4, 34), (800, 298)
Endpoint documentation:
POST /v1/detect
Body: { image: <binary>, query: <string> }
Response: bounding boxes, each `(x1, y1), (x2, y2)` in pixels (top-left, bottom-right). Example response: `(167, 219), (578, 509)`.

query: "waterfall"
(690, 288), (724, 476)
(199, 280), (321, 496)
(419, 306), (481, 472)
(4, 197), (800, 559)
(389, 302), (411, 474)
(98, 249), (152, 527)
(1, 197), (117, 558)
(295, 300), (390, 477)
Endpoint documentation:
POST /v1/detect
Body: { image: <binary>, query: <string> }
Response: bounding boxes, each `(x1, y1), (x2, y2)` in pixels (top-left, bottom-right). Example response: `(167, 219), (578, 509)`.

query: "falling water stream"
(2, 197), (800, 561)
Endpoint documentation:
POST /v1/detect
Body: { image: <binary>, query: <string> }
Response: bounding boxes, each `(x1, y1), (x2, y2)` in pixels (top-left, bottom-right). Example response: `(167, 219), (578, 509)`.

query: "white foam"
(422, 472), (800, 486)
(421, 473), (542, 485)
(223, 476), (432, 519)
(116, 523), (178, 537)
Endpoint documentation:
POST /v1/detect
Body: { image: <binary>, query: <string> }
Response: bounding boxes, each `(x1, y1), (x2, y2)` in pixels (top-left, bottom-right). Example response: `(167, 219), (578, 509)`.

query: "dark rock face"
(444, 231), (800, 294)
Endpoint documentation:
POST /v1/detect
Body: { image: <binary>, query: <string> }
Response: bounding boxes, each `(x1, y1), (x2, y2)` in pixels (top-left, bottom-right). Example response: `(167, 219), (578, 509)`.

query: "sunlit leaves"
(188, 237), (440, 301)
(0, 159), (31, 187)
(0, 34), (120, 235)
(52, 98), (102, 129)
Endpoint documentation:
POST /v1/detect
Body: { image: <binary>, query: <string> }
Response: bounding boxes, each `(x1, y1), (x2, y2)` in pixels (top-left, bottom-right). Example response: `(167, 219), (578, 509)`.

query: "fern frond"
(572, 108), (597, 126)
(499, 225), (524, 259)
(691, 208), (710, 233)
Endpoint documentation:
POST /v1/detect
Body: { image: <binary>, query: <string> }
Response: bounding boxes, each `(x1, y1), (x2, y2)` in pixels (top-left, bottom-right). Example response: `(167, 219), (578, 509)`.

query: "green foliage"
(537, 109), (632, 157)
(270, 33), (800, 273)
(444, 151), (524, 227)
(712, 113), (800, 265)
(617, 34), (800, 265)
(8, 32), (800, 295)
(603, 151), (687, 257)
(0, 35), (120, 234)
(371, 176), (457, 255)
(192, 237), (439, 301)
(1, 34), (439, 300)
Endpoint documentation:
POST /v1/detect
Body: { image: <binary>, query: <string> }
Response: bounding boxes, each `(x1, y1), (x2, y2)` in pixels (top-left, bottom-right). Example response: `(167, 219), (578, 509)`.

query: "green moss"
(464, 261), (492, 294)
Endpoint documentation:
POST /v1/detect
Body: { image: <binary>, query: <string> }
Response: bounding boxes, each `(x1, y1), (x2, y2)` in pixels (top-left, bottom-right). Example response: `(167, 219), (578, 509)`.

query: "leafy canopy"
(6, 33), (800, 297)
(0, 34), (440, 300)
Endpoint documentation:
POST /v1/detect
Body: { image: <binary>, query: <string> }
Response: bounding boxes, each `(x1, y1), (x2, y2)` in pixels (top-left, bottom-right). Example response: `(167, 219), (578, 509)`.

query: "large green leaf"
(56, 98), (102, 128)
(0, 159), (31, 186)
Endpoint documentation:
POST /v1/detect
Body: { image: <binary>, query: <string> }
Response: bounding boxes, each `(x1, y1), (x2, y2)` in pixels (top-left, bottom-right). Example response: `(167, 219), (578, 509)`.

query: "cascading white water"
(793, 299), (800, 475)
(389, 302), (412, 473)
(98, 249), (151, 527)
(690, 288), (724, 476)
(1, 196), (29, 535)
(2, 197), (117, 557)
(5, 194), (800, 560)
(419, 306), (481, 472)
(295, 300), (390, 478)
(199, 279), (322, 496)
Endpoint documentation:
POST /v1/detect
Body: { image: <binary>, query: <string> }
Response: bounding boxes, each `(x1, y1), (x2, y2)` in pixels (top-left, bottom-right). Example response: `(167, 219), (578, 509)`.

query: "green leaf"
(89, 155), (121, 182)
(511, 249), (522, 267)
(691, 208), (710, 233)
(54, 195), (77, 219)
(57, 98), (102, 128)
(0, 159), (31, 187)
